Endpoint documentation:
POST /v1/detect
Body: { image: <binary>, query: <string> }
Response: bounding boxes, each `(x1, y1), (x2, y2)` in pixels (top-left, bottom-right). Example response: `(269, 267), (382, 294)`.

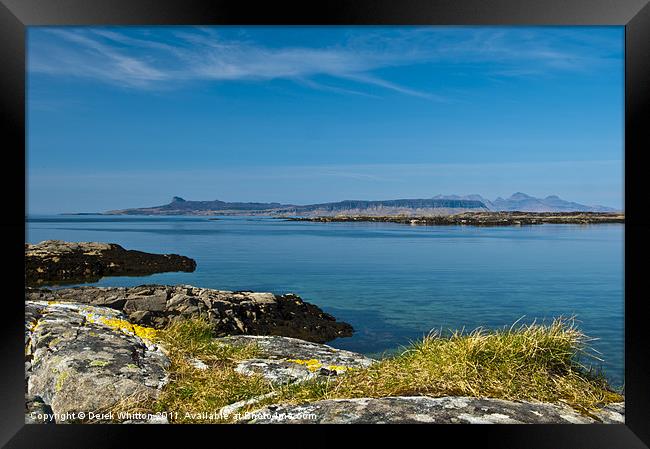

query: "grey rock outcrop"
(218, 335), (375, 384)
(25, 300), (169, 423)
(593, 402), (625, 424)
(238, 396), (624, 424)
(26, 240), (196, 286)
(26, 285), (353, 344)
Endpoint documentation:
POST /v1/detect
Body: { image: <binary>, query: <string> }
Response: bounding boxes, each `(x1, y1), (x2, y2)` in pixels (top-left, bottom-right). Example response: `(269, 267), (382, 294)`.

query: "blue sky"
(27, 26), (624, 213)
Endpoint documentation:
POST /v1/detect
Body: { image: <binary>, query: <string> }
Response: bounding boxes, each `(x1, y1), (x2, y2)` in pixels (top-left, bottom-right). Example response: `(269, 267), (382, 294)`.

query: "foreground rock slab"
(219, 335), (375, 384)
(23, 299), (624, 425)
(26, 284), (353, 344)
(26, 240), (196, 286)
(238, 396), (625, 424)
(25, 300), (169, 423)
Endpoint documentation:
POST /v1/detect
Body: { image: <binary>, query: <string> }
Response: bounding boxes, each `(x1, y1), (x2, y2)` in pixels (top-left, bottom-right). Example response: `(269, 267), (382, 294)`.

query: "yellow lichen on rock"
(89, 360), (111, 367)
(326, 365), (349, 372)
(97, 317), (159, 341)
(28, 318), (40, 332)
(287, 359), (323, 372)
(286, 359), (351, 373)
(132, 323), (159, 341)
(55, 370), (70, 392)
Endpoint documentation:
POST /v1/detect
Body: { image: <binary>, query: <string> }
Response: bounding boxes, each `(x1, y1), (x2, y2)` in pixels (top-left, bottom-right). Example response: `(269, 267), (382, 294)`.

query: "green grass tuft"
(156, 318), (260, 361)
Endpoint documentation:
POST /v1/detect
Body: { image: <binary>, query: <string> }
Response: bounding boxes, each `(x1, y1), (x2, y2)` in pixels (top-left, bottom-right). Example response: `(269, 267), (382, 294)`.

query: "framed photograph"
(2, 0), (649, 447)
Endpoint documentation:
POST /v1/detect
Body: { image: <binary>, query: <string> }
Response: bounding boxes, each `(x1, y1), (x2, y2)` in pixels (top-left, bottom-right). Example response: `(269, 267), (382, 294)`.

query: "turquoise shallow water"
(26, 215), (624, 387)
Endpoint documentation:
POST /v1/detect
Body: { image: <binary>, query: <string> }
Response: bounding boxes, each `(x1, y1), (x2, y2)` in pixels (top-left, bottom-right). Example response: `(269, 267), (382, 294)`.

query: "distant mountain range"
(432, 192), (617, 213)
(104, 193), (618, 216)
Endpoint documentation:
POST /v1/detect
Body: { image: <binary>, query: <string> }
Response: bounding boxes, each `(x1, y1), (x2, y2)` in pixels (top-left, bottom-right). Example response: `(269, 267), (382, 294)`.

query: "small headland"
(25, 240), (197, 286)
(285, 211), (625, 226)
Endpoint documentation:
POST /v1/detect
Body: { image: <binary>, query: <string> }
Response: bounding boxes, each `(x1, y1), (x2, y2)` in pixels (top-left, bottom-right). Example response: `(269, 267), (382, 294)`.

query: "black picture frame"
(2, 0), (649, 447)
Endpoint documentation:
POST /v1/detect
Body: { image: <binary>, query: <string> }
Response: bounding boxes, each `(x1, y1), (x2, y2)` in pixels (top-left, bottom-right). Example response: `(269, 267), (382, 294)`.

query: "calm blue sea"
(26, 215), (624, 387)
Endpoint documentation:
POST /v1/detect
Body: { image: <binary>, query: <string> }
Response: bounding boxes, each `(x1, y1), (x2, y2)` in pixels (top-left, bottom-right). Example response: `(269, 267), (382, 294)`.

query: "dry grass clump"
(152, 318), (272, 423)
(276, 317), (622, 415)
(112, 317), (622, 422)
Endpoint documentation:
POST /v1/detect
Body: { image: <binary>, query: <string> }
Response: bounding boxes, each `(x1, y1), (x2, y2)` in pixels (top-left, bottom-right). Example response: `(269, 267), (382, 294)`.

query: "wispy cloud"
(29, 29), (170, 87)
(27, 26), (622, 97)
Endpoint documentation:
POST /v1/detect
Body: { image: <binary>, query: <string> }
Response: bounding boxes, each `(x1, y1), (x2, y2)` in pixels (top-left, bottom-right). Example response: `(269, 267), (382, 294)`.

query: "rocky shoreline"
(23, 240), (624, 425)
(24, 284), (355, 424)
(26, 240), (197, 286)
(26, 285), (353, 344)
(24, 296), (624, 424)
(285, 211), (625, 227)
